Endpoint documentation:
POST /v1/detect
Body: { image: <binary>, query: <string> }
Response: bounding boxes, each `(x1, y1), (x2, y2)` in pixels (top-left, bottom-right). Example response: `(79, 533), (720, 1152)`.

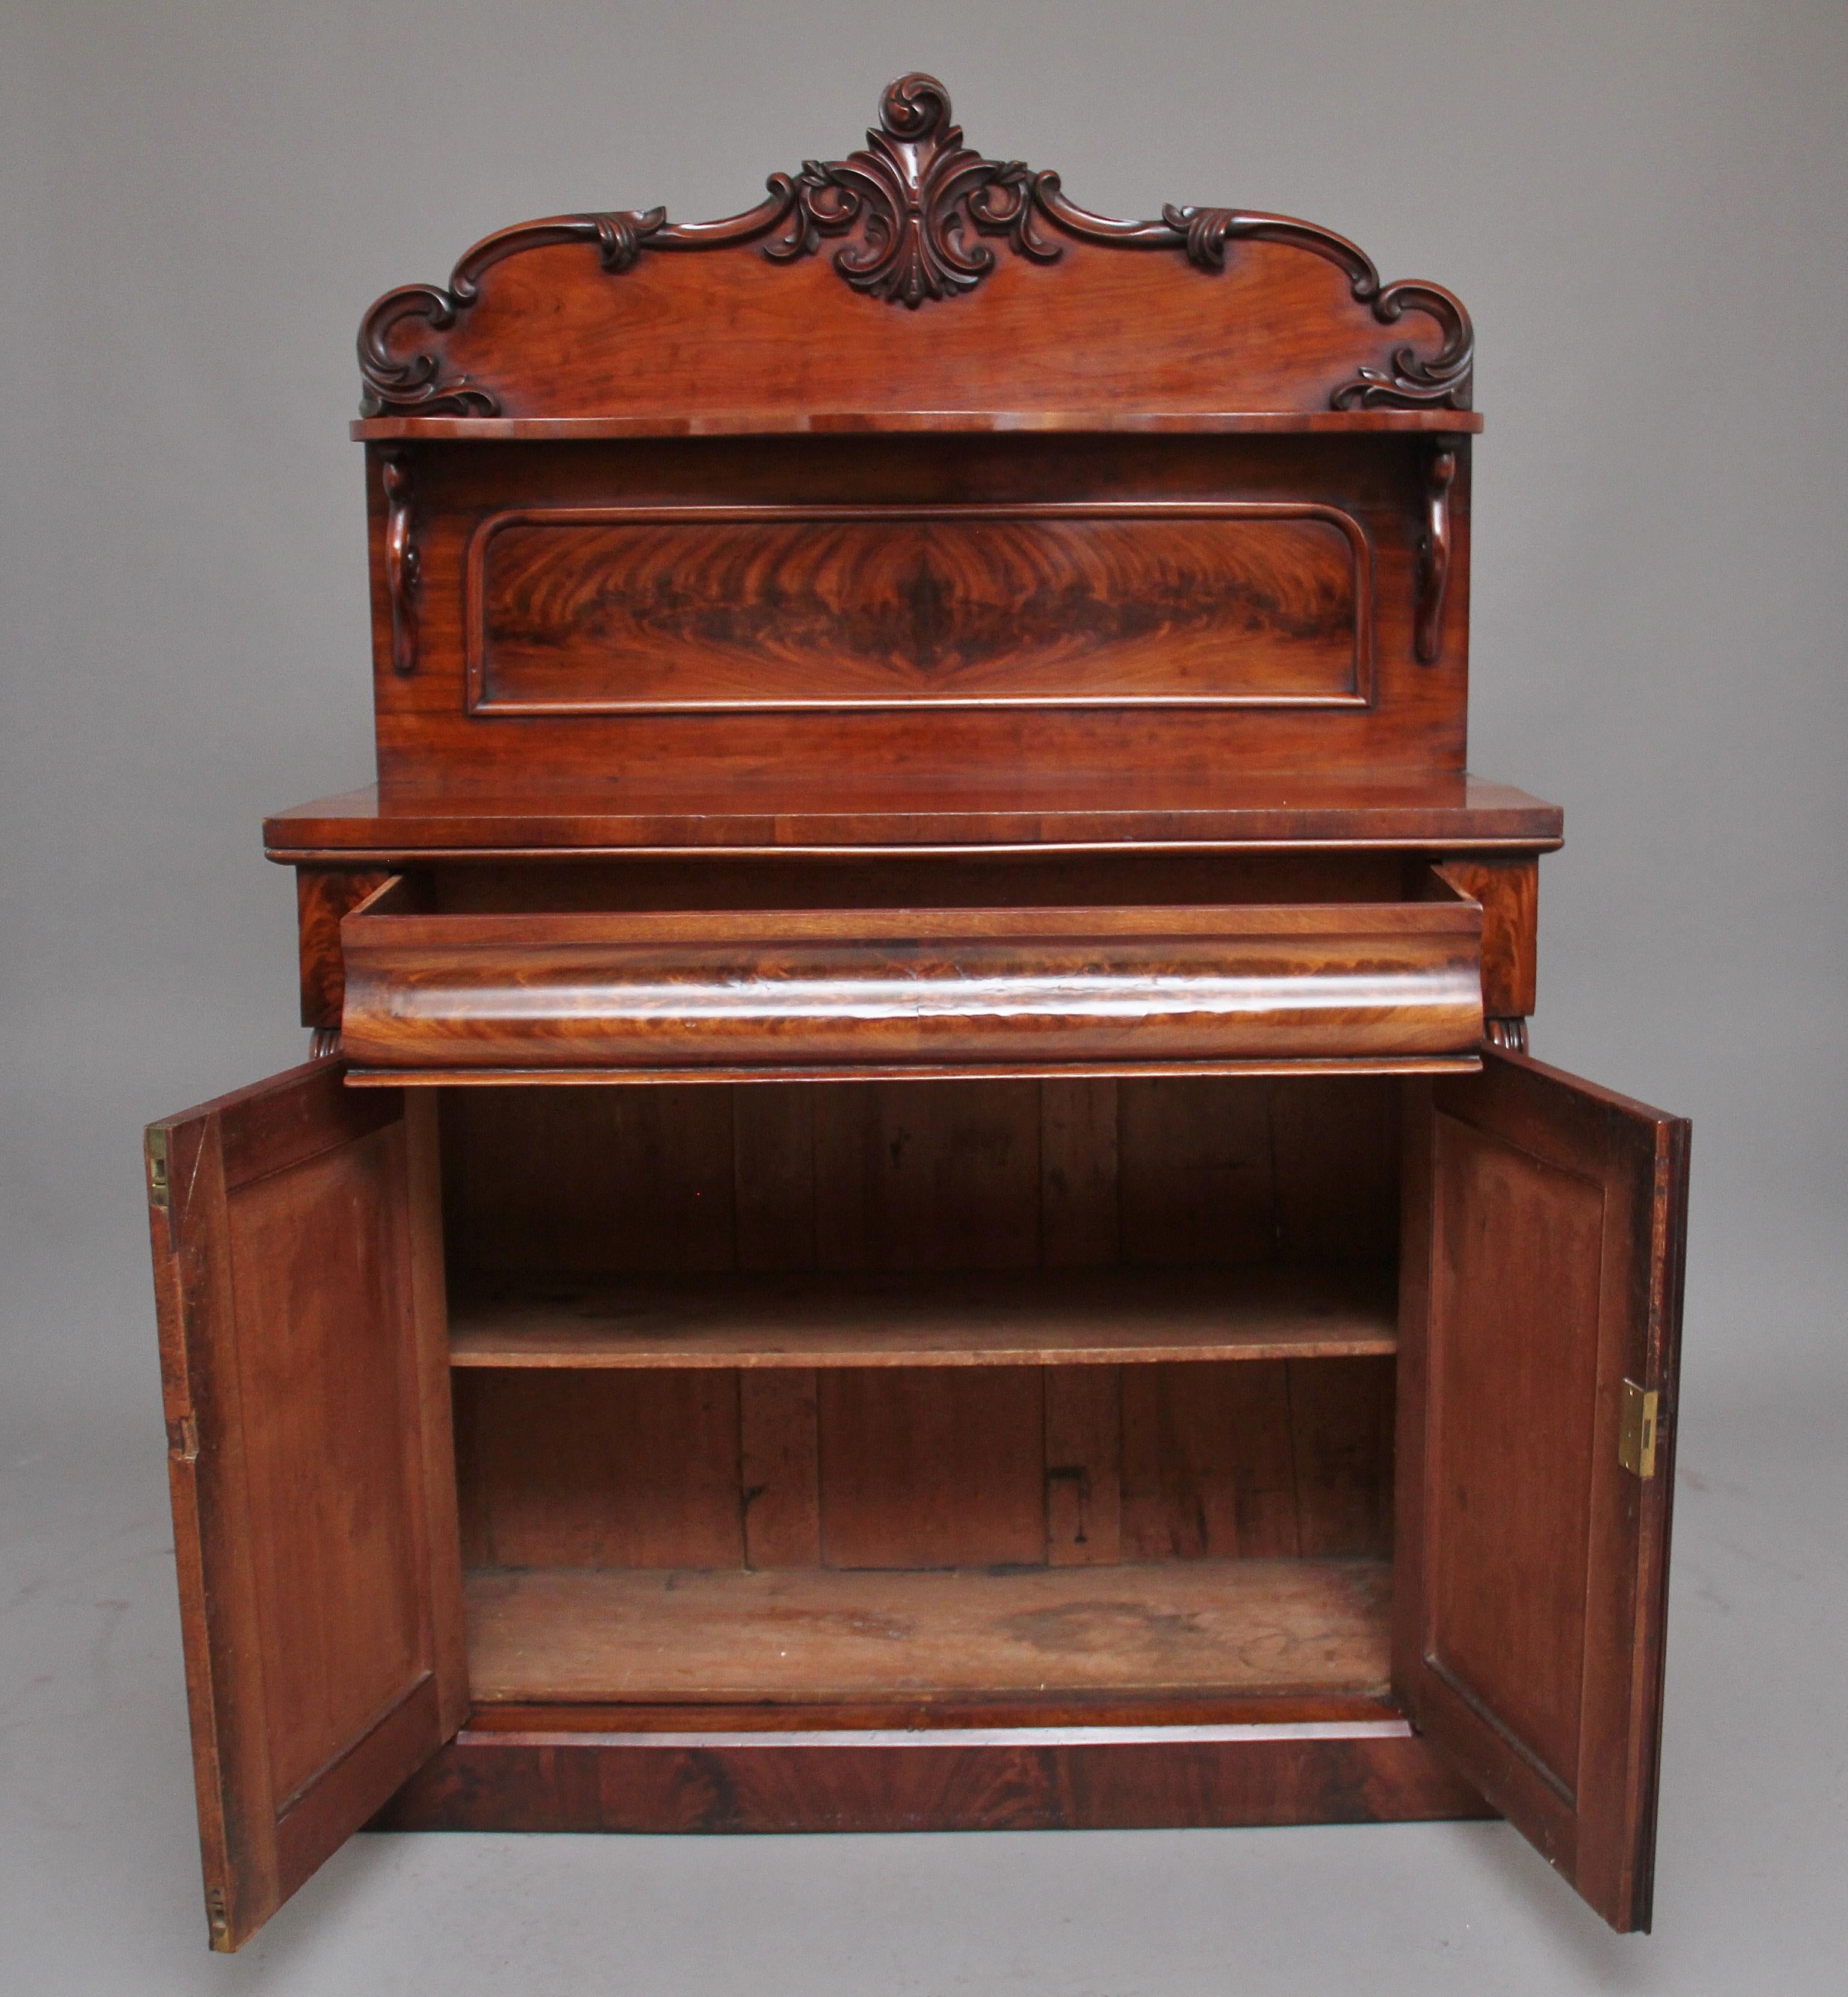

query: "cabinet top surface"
(265, 771), (1562, 859)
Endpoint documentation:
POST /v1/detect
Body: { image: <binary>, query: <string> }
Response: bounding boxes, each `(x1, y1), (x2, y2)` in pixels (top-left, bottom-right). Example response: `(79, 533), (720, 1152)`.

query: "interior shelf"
(448, 1264), (1398, 1370)
(465, 1557), (1392, 1703)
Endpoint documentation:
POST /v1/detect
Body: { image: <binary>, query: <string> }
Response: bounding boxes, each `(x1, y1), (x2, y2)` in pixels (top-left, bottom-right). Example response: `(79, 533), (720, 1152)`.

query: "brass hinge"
(1619, 1380), (1660, 1480)
(145, 1128), (170, 1209)
(205, 1885), (230, 1949)
(166, 1415), (200, 1464)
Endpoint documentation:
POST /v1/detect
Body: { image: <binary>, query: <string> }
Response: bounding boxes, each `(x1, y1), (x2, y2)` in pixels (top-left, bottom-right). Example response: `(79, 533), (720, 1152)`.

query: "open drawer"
(338, 872), (1485, 1081)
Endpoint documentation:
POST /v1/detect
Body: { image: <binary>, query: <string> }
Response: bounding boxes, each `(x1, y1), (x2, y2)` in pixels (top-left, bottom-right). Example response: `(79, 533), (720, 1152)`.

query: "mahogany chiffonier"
(143, 75), (1690, 1952)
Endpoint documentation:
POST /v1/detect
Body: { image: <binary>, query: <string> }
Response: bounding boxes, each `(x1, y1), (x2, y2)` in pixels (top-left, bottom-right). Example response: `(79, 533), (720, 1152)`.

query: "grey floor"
(5, 1245), (1843, 1996)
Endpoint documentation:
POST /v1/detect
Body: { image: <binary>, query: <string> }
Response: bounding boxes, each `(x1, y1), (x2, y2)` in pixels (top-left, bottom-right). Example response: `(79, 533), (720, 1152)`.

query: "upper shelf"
(352, 410), (1485, 442)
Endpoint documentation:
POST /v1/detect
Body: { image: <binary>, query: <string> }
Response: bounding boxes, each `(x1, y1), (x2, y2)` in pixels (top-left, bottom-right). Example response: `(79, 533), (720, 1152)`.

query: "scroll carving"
(359, 193), (800, 415)
(764, 73), (1056, 305)
(1415, 439), (1460, 664)
(1025, 189), (1473, 409)
(357, 73), (1473, 413)
(382, 453), (420, 676)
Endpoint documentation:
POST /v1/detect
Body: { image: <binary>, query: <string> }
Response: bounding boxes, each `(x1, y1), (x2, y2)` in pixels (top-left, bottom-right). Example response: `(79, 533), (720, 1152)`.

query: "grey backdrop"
(5, 2), (1844, 1991)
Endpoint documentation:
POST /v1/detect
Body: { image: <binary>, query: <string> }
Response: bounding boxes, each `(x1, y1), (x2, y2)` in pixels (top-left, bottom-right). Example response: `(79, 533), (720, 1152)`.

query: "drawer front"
(339, 895), (1483, 1077)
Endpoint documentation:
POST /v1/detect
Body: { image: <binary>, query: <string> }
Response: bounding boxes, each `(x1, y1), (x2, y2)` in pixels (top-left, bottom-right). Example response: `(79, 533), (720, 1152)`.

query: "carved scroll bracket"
(383, 452), (419, 676)
(1415, 437), (1461, 664)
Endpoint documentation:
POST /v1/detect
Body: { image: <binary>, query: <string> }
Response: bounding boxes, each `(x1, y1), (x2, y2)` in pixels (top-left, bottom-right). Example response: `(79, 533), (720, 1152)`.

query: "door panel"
(145, 1061), (465, 1950)
(1397, 1050), (1689, 1931)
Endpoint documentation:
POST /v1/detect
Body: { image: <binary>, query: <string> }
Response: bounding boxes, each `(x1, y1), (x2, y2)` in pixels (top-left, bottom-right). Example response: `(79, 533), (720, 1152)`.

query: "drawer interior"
(416, 850), (1424, 913)
(439, 1073), (1401, 1718)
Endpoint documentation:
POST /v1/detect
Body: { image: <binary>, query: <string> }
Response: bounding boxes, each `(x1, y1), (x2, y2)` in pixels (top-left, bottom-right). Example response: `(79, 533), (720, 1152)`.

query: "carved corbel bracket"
(1415, 438), (1461, 664)
(382, 452), (419, 676)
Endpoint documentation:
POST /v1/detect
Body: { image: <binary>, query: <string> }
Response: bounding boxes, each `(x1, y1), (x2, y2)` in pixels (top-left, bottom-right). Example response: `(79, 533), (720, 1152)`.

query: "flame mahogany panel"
(467, 503), (1371, 715)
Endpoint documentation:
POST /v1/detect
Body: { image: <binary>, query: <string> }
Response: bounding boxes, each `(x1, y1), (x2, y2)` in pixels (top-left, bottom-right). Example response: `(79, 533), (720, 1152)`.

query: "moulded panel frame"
(460, 499), (1376, 717)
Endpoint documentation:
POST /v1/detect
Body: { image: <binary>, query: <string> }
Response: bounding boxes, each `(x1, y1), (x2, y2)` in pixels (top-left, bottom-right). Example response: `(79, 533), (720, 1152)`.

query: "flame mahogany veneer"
(338, 879), (1486, 1076)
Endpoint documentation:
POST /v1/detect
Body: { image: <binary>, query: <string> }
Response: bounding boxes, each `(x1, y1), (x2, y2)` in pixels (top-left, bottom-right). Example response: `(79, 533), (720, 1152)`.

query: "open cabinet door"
(144, 1061), (466, 1950)
(1397, 1049), (1690, 1931)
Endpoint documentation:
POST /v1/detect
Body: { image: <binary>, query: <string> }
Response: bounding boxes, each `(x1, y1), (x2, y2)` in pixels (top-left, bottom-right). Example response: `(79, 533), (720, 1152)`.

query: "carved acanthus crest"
(764, 74), (1055, 306)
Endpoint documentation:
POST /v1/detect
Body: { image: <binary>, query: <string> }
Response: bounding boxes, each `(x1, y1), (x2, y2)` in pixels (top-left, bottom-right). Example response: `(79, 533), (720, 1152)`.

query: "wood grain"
(358, 430), (1468, 793)
(1270, 1075), (1402, 1262)
(1045, 1367), (1123, 1565)
(294, 867), (390, 1030)
(422, 849), (1414, 915)
(817, 1368), (1046, 1568)
(1289, 1354), (1396, 1558)
(809, 1079), (1041, 1271)
(354, 74), (1470, 423)
(463, 1558), (1392, 1702)
(339, 893), (1485, 1073)
(453, 1367), (743, 1569)
(457, 1691), (1406, 1731)
(1436, 854), (1538, 1020)
(373, 1718), (1493, 1835)
(438, 1076), (1407, 1282)
(144, 1061), (464, 1951)
(468, 504), (1370, 714)
(1122, 1363), (1300, 1558)
(136, 56), (1723, 1949)
(446, 1265), (1399, 1369)
(441, 1084), (736, 1273)
(1040, 1077), (1120, 1267)
(1117, 1073), (1276, 1265)
(732, 1085), (815, 1271)
(356, 1055), (1481, 1088)
(739, 1371), (821, 1568)
(266, 774), (1563, 860)
(1396, 1052), (1690, 1931)
(454, 1351), (1394, 1588)
(356, 410), (1486, 440)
